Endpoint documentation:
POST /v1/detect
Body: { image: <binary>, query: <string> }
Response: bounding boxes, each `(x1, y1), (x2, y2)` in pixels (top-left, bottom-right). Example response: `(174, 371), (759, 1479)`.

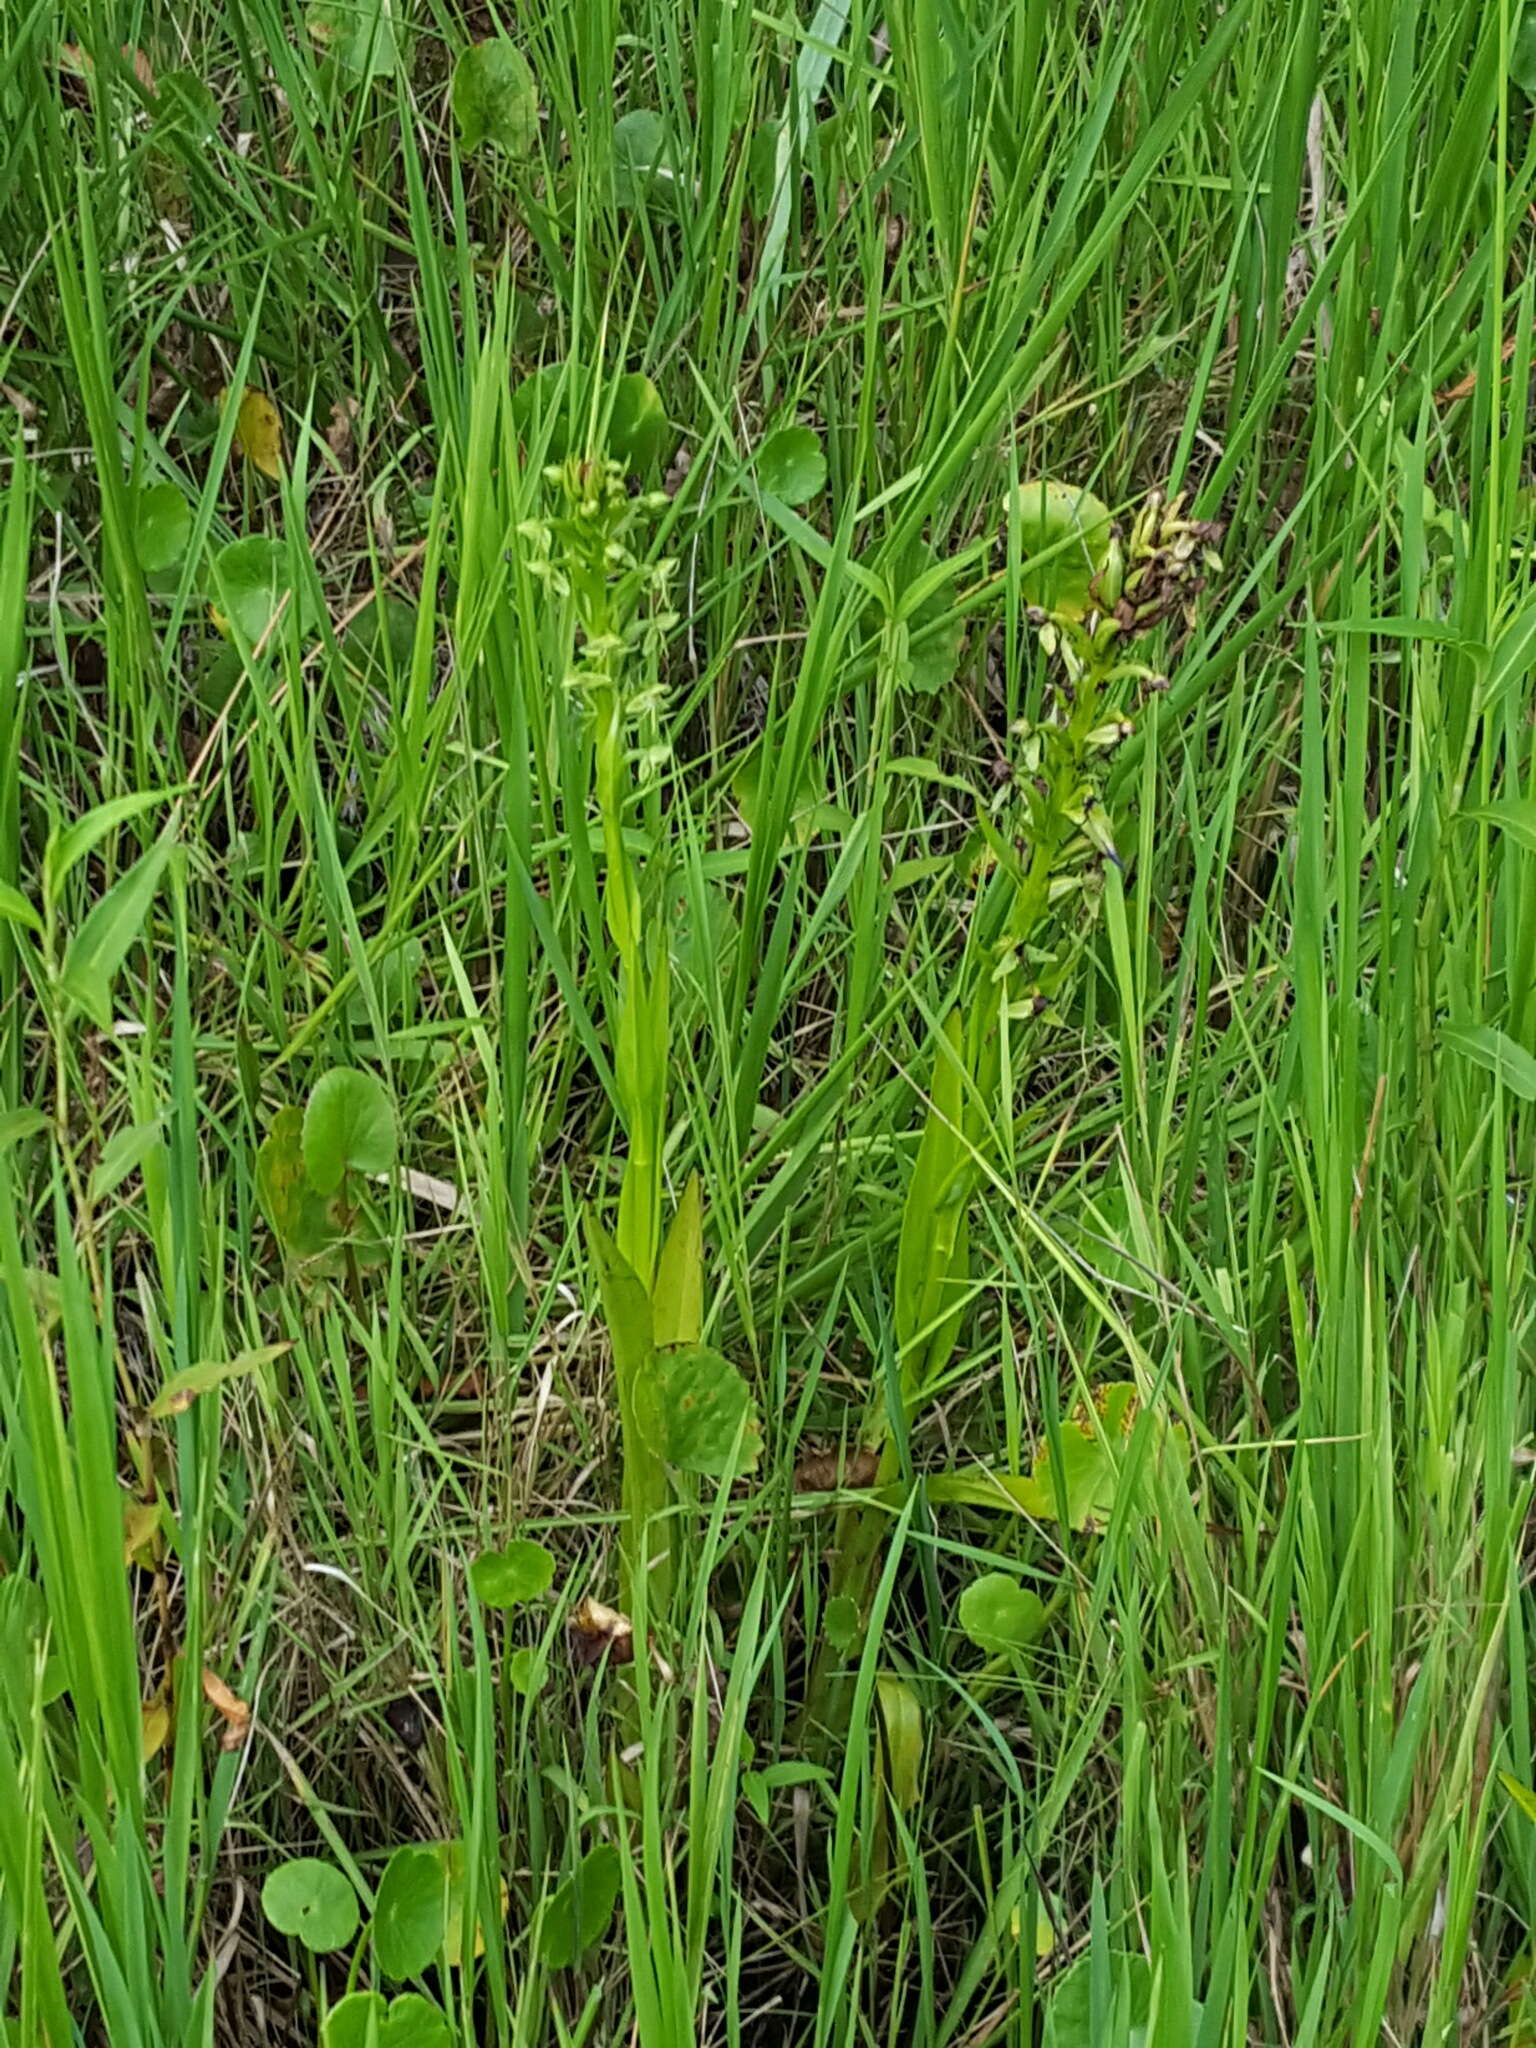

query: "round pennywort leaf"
(136, 484), (191, 574)
(453, 39), (538, 154)
(373, 1844), (446, 1981)
(261, 1857), (360, 1953)
(1008, 479), (1114, 622)
(302, 1067), (396, 1197)
(956, 1571), (1046, 1656)
(757, 424), (826, 506)
(470, 1538), (555, 1609)
(607, 372), (668, 472)
(537, 1843), (621, 1970)
(635, 1342), (762, 1479)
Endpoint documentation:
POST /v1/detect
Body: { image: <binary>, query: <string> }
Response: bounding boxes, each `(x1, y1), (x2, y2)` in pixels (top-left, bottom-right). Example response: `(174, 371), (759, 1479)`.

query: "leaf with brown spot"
(227, 386), (284, 478)
(123, 1494), (162, 1566)
(201, 1667), (251, 1750)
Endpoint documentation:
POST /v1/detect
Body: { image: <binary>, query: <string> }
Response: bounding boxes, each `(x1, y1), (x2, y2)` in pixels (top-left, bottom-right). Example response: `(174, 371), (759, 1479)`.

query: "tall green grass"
(2, 0), (1536, 2041)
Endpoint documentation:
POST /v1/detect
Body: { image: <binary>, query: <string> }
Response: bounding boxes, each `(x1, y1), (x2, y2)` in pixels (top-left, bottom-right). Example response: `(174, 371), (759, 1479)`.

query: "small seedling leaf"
(757, 424), (826, 506)
(229, 387), (283, 478)
(373, 1844), (447, 1981)
(470, 1539), (555, 1609)
(635, 1342), (761, 1478)
(1503, 1771), (1536, 1825)
(261, 1858), (360, 1953)
(1009, 478), (1113, 621)
(302, 1066), (397, 1195)
(452, 39), (538, 154)
(136, 483), (192, 573)
(957, 1572), (1046, 1655)
(537, 1843), (621, 1969)
(507, 1646), (546, 1695)
(0, 1579), (67, 1712)
(59, 836), (173, 1029)
(607, 372), (668, 473)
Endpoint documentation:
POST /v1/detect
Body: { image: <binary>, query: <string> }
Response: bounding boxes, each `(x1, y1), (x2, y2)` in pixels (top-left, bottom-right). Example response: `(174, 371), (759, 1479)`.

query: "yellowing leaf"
(141, 1694), (170, 1762)
(1502, 1771), (1536, 1825)
(123, 1495), (162, 1566)
(228, 386), (284, 478)
(202, 1666), (252, 1750)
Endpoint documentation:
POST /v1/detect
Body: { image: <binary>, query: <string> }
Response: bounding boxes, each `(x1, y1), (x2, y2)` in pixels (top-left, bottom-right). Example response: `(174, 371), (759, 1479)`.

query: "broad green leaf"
(873, 1675), (923, 1810)
(452, 38), (538, 154)
(612, 110), (675, 210)
(153, 68), (218, 140)
(436, 1841), (507, 1966)
(823, 1594), (861, 1653)
(135, 483), (191, 573)
(1022, 1382), (1139, 1529)
(373, 1844), (446, 1981)
(342, 594), (417, 680)
(1460, 800), (1536, 852)
(469, 1539), (555, 1608)
(957, 1572), (1046, 1655)
(888, 540), (965, 694)
(731, 740), (850, 848)
(302, 1066), (397, 1195)
(323, 1992), (452, 2048)
(0, 1109), (47, 1154)
(0, 1579), (67, 1715)
(147, 1344), (288, 1419)
(1043, 1955), (1153, 2047)
(89, 1118), (163, 1202)
(585, 1215), (654, 1380)
(742, 1760), (831, 1827)
(1443, 1024), (1536, 1101)
(509, 360), (594, 460)
(59, 835), (173, 1029)
(0, 880), (39, 932)
(45, 790), (173, 904)
(634, 1342), (762, 1478)
(607, 373), (668, 472)
(757, 424), (826, 506)
(652, 1174), (703, 1348)
(1514, 10), (1536, 95)
(1009, 478), (1113, 621)
(261, 1858), (360, 1953)
(309, 0), (400, 79)
(537, 1844), (621, 1970)
(927, 1384), (1143, 1530)
(256, 1107), (337, 1256)
(212, 535), (318, 647)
